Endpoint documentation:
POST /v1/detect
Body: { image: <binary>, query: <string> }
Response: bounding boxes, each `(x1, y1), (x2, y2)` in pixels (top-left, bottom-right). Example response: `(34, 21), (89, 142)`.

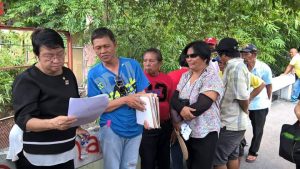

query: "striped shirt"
(221, 58), (251, 131)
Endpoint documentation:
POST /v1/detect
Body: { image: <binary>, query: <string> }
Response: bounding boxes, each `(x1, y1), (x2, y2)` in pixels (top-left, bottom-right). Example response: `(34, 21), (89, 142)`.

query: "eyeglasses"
(113, 75), (128, 98)
(42, 53), (65, 61)
(185, 54), (200, 59)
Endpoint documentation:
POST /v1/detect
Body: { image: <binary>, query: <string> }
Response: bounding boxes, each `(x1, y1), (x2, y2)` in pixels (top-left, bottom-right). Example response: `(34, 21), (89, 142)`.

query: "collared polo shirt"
(249, 60), (272, 110)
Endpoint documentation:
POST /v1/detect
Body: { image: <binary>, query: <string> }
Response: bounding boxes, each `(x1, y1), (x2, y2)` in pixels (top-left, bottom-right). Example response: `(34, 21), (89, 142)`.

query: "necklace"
(181, 65), (207, 100)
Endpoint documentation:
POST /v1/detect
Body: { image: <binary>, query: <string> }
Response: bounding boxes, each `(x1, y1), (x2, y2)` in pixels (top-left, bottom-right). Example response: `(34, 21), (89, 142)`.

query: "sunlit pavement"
(240, 99), (296, 169)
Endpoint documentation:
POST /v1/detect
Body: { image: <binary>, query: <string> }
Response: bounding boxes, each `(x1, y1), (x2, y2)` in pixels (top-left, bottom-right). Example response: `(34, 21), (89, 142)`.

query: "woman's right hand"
(180, 106), (196, 121)
(50, 116), (77, 130)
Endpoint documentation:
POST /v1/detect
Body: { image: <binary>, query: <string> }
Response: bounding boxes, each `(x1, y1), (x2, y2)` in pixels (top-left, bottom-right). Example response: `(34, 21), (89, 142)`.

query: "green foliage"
(0, 31), (31, 117)
(1, 0), (300, 74)
(0, 69), (19, 117)
(0, 0), (299, 118)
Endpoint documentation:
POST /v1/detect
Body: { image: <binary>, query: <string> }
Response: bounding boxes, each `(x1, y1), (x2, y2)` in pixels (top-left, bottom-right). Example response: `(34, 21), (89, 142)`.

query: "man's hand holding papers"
(136, 93), (160, 129)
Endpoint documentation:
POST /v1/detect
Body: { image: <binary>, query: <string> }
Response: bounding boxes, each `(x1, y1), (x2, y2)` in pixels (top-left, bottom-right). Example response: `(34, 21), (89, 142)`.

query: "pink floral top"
(177, 64), (224, 138)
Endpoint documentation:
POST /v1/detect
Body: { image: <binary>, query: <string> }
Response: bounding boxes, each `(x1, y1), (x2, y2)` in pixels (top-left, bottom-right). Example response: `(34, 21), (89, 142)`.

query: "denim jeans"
(291, 78), (300, 102)
(99, 125), (142, 169)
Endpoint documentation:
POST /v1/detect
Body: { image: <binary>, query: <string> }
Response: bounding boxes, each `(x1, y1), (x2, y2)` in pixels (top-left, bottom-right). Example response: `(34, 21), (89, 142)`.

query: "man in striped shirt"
(213, 38), (251, 169)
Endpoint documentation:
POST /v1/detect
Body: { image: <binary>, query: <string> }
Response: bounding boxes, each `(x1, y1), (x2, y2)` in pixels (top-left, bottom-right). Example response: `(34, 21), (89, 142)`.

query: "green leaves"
(1, 0), (300, 74)
(0, 30), (33, 116)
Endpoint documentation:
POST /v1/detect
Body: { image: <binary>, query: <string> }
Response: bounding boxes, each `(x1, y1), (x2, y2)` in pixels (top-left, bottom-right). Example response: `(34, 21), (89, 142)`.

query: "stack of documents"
(136, 93), (160, 129)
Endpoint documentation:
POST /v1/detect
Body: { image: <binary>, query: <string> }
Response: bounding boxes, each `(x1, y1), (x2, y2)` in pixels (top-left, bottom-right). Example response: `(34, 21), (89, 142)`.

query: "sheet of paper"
(136, 96), (155, 128)
(136, 94), (160, 129)
(68, 94), (109, 127)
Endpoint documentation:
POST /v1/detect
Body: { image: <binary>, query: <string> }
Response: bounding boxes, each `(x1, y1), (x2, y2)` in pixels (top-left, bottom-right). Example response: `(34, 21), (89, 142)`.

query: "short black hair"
(182, 40), (211, 64)
(31, 28), (64, 56)
(217, 37), (240, 58)
(91, 27), (116, 44)
(178, 53), (188, 67)
(142, 48), (163, 62)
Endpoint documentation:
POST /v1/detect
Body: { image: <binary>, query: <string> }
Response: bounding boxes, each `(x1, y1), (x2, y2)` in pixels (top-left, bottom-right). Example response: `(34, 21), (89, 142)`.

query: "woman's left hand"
(50, 116), (77, 130)
(180, 106), (196, 121)
(144, 120), (151, 130)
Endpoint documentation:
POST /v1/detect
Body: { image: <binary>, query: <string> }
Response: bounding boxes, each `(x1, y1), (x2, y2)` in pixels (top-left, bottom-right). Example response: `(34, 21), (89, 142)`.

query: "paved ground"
(81, 99), (298, 169)
(240, 99), (296, 169)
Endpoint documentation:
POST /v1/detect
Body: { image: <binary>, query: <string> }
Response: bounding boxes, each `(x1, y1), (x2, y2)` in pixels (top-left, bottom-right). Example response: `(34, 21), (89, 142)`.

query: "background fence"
(0, 116), (14, 149)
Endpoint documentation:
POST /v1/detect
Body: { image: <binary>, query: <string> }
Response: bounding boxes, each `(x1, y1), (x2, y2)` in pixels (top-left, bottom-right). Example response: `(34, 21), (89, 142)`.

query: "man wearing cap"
(213, 49), (265, 166)
(204, 37), (220, 74)
(204, 37), (218, 53)
(282, 48), (300, 102)
(241, 44), (272, 163)
(213, 38), (251, 169)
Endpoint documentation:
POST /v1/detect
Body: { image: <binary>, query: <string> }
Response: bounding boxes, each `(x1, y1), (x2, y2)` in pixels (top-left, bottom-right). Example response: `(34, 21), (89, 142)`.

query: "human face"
(186, 47), (207, 71)
(218, 60), (225, 72)
(219, 53), (229, 67)
(241, 52), (255, 65)
(38, 46), (65, 75)
(92, 36), (117, 63)
(290, 48), (298, 58)
(143, 52), (161, 76)
(208, 44), (216, 51)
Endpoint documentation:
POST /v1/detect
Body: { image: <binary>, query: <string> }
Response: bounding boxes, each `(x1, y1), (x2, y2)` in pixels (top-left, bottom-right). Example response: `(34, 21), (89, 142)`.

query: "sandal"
(246, 155), (257, 163)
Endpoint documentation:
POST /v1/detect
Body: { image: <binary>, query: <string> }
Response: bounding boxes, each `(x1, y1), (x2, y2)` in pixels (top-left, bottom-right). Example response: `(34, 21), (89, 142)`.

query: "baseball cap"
(240, 44), (257, 53)
(216, 37), (239, 53)
(204, 37), (218, 45)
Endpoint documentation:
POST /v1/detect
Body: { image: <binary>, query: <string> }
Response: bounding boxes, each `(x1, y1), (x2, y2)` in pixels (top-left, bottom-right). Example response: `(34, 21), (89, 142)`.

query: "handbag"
(174, 129), (188, 160)
(279, 121), (300, 163)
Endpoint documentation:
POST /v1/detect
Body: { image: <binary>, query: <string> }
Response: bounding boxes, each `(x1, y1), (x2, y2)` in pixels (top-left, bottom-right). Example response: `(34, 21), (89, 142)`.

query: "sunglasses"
(114, 75), (128, 98)
(185, 53), (200, 59)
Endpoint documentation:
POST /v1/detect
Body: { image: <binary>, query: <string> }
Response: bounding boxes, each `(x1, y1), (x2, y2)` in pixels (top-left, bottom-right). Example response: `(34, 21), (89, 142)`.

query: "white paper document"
(68, 94), (109, 127)
(136, 93), (160, 129)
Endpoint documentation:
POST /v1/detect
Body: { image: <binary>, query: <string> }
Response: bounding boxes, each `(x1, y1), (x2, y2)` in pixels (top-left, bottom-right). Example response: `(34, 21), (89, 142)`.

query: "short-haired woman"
(12, 28), (88, 169)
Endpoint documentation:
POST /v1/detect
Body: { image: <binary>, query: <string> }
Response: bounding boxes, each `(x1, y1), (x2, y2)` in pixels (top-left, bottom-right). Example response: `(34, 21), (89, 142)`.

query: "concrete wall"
(73, 47), (84, 87)
(272, 74), (295, 100)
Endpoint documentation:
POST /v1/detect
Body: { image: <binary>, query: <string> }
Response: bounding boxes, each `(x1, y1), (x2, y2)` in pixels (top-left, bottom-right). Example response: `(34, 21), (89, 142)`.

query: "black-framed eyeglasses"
(113, 75), (128, 99)
(185, 53), (200, 59)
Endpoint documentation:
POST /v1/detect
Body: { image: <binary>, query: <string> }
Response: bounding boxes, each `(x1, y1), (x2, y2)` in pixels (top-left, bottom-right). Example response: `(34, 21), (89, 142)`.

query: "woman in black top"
(12, 28), (87, 169)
